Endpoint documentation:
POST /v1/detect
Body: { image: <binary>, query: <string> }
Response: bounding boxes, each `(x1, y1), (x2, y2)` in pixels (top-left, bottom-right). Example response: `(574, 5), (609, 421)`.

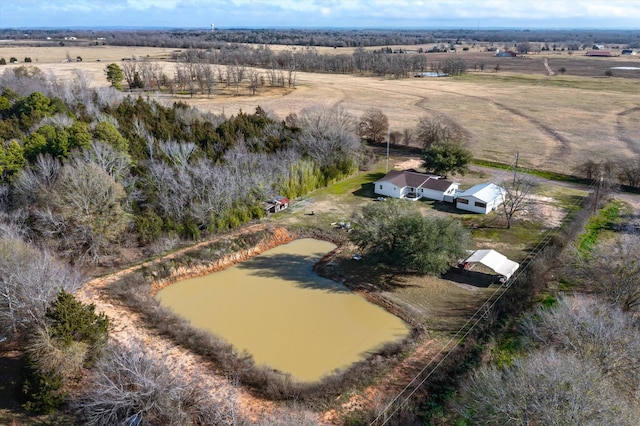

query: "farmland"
(2, 44), (639, 174)
(1, 39), (639, 424)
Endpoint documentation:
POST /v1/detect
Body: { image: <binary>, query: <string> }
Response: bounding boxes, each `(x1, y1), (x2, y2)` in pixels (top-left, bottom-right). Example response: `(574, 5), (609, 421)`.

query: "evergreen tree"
(349, 200), (469, 274)
(422, 140), (473, 176)
(45, 289), (109, 365)
(104, 63), (124, 90)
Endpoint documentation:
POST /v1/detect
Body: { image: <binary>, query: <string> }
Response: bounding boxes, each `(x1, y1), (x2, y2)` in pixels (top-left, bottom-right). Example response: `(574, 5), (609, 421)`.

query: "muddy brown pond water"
(156, 238), (409, 382)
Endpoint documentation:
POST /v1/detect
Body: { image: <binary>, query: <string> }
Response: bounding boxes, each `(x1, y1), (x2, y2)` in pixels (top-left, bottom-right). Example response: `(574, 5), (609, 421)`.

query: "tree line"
(5, 28), (640, 49)
(0, 67), (364, 266)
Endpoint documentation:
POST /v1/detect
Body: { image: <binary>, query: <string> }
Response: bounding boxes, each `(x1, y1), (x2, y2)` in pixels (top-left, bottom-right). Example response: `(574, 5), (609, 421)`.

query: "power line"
(371, 177), (597, 426)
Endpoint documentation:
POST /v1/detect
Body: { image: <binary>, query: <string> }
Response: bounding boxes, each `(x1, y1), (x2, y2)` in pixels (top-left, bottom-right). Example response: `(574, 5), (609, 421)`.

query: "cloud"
(2, 0), (640, 28)
(126, 0), (182, 10)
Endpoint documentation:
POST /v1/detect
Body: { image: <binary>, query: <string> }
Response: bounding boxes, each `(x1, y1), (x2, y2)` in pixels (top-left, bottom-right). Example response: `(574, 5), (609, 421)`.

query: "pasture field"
(2, 45), (640, 174)
(0, 44), (631, 423)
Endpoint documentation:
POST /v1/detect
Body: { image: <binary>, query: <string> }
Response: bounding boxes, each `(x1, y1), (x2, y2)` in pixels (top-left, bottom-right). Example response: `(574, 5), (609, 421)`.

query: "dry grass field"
(1, 44), (620, 423)
(2, 45), (640, 174)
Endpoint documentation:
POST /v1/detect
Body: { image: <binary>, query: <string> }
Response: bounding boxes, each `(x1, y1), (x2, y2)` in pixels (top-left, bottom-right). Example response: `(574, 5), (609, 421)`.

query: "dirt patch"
(524, 194), (567, 228)
(394, 158), (423, 171)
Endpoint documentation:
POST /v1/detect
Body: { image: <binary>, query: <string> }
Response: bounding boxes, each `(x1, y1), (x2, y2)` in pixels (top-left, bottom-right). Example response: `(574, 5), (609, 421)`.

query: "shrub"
(19, 290), (108, 414)
(456, 350), (635, 425)
(135, 209), (164, 245)
(75, 343), (240, 425)
(19, 362), (66, 414)
(45, 289), (109, 366)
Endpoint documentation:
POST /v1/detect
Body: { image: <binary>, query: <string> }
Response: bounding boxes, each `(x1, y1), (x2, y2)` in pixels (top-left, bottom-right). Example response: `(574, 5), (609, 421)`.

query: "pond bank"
(150, 227), (295, 295)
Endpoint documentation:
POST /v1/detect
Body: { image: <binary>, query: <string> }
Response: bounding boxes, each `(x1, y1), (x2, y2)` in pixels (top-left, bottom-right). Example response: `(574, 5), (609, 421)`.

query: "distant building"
(495, 50), (517, 57)
(263, 196), (289, 214)
(586, 50), (612, 57)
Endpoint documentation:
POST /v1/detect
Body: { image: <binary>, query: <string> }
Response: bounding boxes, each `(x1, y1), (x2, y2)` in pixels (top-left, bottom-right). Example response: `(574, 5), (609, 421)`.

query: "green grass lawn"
(301, 161), (577, 336)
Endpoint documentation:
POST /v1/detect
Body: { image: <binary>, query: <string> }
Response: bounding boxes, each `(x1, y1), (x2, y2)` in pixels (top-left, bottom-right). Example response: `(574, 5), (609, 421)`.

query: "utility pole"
(513, 151), (519, 184)
(386, 126), (390, 173)
(593, 173), (603, 212)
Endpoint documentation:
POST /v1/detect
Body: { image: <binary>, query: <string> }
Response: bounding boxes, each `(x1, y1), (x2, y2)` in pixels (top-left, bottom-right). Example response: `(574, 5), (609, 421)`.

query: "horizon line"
(2, 25), (639, 32)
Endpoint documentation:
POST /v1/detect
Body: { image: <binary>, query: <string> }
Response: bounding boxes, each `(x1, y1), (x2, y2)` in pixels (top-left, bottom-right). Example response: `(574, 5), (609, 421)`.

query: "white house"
(455, 183), (505, 214)
(374, 170), (459, 201)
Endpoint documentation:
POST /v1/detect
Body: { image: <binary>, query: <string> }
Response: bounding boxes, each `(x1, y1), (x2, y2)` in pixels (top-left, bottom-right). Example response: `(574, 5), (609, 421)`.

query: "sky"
(1, 0), (640, 30)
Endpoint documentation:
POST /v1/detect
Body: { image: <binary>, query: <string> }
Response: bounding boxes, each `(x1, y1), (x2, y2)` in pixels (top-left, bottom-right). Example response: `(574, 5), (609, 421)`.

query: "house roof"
(457, 183), (505, 203)
(376, 170), (452, 189)
(423, 178), (458, 191)
(464, 249), (519, 279)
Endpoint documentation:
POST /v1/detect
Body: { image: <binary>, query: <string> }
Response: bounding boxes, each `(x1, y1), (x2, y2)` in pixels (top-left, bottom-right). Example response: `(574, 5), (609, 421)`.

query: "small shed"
(462, 249), (519, 281)
(586, 50), (612, 57)
(263, 196), (290, 214)
(455, 183), (505, 214)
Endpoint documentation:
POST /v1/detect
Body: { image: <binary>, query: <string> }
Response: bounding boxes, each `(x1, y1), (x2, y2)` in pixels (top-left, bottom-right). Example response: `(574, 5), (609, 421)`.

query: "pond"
(156, 238), (409, 382)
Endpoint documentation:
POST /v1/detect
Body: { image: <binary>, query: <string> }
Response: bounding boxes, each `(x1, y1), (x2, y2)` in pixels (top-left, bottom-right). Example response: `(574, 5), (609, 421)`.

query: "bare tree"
(401, 128), (415, 146)
(522, 295), (640, 395)
(174, 63), (190, 91)
(456, 349), (637, 426)
(231, 63), (245, 94)
(574, 158), (602, 180)
(120, 61), (137, 90)
(72, 69), (93, 93)
(247, 69), (262, 95)
(502, 174), (533, 229)
(74, 343), (242, 425)
(158, 140), (197, 166)
(36, 161), (130, 262)
(358, 108), (389, 144)
(137, 61), (163, 90)
(224, 65), (233, 89)
(617, 156), (640, 188)
(440, 58), (467, 75)
(0, 235), (82, 337)
(78, 142), (137, 205)
(294, 105), (361, 169)
(200, 63), (216, 97)
(415, 113), (466, 148)
(574, 235), (640, 312)
(13, 154), (61, 206)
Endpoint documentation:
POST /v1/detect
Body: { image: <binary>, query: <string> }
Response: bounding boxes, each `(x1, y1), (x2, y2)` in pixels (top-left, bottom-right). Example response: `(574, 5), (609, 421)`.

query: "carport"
(461, 249), (519, 281)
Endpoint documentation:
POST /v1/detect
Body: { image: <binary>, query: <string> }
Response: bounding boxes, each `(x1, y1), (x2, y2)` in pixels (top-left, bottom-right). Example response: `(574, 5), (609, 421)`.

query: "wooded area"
(1, 27), (639, 425)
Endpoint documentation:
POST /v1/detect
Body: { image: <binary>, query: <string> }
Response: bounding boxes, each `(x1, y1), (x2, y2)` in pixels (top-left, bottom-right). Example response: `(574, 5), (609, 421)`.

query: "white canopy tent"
(462, 249), (519, 280)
